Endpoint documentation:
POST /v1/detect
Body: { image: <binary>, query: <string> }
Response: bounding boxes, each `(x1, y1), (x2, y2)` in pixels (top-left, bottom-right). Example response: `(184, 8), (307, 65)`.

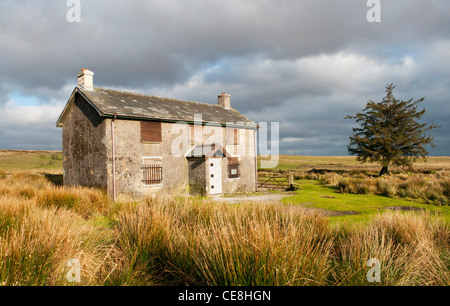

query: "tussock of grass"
(0, 171), (111, 218)
(331, 212), (449, 285)
(319, 171), (450, 205)
(186, 206), (332, 286)
(0, 196), (110, 285)
(36, 186), (110, 218)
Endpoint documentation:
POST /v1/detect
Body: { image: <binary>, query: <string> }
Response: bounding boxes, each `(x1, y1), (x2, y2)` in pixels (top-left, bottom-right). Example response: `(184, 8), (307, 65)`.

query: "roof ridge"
(93, 87), (221, 107)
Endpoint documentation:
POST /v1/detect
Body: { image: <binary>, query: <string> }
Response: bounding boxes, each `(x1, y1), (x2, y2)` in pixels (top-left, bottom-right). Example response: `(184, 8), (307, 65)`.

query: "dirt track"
(211, 192), (296, 204)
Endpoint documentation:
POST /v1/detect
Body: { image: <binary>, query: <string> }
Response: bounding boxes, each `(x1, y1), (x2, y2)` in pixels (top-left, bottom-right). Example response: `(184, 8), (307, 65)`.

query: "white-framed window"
(142, 157), (162, 186)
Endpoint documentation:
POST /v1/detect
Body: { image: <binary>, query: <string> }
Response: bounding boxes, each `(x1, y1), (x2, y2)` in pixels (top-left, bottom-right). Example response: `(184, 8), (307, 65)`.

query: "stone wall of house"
(104, 120), (191, 198)
(103, 119), (257, 198)
(188, 125), (257, 195)
(222, 128), (257, 194)
(62, 94), (108, 188)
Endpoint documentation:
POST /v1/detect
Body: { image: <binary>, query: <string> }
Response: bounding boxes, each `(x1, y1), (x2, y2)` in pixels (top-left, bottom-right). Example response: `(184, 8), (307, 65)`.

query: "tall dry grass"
(114, 197), (334, 285)
(0, 172), (121, 285)
(331, 212), (449, 285)
(317, 171), (450, 205)
(0, 171), (448, 286)
(114, 195), (449, 286)
(0, 195), (113, 285)
(0, 172), (111, 218)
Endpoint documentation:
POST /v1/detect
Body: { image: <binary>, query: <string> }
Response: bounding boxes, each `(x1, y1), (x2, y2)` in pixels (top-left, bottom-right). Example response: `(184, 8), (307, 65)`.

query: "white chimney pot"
(218, 93), (231, 109)
(77, 69), (94, 91)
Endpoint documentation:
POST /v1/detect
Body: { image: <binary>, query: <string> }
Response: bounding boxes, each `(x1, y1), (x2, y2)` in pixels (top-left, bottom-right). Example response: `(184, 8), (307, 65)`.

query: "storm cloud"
(0, 0), (449, 155)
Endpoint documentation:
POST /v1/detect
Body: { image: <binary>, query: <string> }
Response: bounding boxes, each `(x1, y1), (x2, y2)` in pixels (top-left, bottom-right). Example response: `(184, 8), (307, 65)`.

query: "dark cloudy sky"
(0, 0), (449, 155)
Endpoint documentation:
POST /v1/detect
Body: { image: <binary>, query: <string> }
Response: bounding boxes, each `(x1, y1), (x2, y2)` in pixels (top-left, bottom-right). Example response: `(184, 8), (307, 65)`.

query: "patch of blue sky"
(10, 91), (42, 106)
(381, 47), (419, 63)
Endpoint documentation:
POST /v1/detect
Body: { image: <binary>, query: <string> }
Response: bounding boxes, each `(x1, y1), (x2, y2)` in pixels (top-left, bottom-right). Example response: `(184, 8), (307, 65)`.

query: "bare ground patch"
(385, 206), (425, 212)
(289, 205), (361, 217)
(210, 192), (296, 204)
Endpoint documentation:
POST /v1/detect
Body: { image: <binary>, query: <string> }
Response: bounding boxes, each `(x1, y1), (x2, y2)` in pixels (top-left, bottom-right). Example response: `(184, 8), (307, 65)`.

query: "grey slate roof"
(57, 87), (257, 129)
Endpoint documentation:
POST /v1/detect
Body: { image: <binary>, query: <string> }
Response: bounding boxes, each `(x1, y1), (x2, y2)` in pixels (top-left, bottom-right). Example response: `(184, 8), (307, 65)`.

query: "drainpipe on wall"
(111, 115), (117, 202)
(254, 127), (258, 192)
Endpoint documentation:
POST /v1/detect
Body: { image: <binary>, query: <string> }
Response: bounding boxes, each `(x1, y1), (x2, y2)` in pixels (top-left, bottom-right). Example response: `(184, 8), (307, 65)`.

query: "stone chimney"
(218, 93), (231, 109)
(77, 69), (94, 91)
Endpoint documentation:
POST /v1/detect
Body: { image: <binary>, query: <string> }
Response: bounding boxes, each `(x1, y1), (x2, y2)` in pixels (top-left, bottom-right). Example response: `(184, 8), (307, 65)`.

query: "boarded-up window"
(142, 158), (162, 185)
(226, 128), (239, 145)
(228, 157), (239, 178)
(141, 121), (162, 143)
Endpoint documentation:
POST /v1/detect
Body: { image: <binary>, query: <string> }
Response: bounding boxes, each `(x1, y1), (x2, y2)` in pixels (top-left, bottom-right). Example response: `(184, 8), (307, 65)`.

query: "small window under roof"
(141, 121), (162, 143)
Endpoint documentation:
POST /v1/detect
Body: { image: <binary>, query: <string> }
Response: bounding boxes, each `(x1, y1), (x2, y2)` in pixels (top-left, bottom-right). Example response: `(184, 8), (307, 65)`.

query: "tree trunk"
(379, 165), (389, 176)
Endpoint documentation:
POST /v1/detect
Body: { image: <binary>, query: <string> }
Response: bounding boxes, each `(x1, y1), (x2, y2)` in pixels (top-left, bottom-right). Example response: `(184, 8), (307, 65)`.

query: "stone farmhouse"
(56, 69), (258, 199)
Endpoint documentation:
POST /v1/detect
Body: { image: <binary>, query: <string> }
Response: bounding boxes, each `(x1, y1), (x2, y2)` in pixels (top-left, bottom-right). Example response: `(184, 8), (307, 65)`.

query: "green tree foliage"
(345, 84), (439, 176)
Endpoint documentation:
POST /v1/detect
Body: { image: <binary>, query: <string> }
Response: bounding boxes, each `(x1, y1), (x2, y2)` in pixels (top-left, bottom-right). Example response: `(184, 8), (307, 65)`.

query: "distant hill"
(1, 150), (448, 174)
(258, 154), (450, 173)
(0, 150), (62, 172)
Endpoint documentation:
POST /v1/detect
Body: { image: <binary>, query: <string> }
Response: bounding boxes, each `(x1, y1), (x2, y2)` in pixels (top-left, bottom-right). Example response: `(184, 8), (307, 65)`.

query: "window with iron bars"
(142, 158), (162, 185)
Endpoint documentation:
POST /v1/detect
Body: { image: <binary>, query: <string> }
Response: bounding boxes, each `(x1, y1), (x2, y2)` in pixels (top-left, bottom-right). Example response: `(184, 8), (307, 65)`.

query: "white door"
(209, 158), (222, 195)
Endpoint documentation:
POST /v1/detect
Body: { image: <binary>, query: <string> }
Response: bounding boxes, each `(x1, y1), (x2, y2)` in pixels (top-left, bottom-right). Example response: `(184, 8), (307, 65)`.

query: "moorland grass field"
(1, 150), (449, 174)
(258, 154), (450, 173)
(0, 150), (62, 172)
(258, 155), (450, 224)
(0, 150), (448, 286)
(283, 179), (450, 225)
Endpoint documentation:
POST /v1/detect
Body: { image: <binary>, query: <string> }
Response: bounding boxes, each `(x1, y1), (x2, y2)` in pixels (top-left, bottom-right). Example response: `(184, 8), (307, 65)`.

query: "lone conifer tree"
(345, 84), (439, 176)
